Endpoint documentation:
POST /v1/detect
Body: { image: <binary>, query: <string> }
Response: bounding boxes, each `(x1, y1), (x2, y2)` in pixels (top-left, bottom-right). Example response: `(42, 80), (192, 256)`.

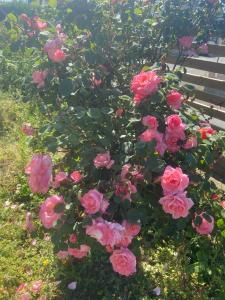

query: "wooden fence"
(166, 44), (225, 130)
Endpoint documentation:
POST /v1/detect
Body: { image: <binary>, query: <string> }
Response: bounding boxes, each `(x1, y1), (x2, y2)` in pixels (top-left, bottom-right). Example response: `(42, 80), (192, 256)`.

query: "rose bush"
(1, 0), (225, 298)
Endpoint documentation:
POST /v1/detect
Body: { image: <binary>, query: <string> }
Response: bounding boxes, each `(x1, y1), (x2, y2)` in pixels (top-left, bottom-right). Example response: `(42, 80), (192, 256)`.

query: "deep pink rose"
(68, 244), (90, 259)
(53, 171), (67, 188)
(93, 152), (115, 169)
(48, 48), (66, 63)
(70, 170), (84, 183)
(159, 192), (194, 219)
(166, 115), (185, 133)
(161, 166), (189, 195)
(39, 195), (65, 229)
(80, 189), (103, 214)
(69, 233), (77, 244)
(183, 136), (198, 149)
(25, 212), (35, 232)
(110, 248), (136, 276)
(192, 213), (214, 235)
(142, 115), (158, 129)
(25, 154), (52, 194)
(166, 90), (183, 110)
(198, 127), (216, 139)
(21, 123), (35, 136)
(32, 70), (48, 88)
(179, 36), (194, 49)
(131, 71), (161, 104)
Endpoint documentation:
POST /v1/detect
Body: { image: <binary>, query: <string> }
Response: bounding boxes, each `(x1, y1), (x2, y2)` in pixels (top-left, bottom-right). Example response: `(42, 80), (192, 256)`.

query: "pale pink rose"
(166, 115), (186, 133)
(131, 71), (161, 104)
(161, 166), (189, 195)
(68, 244), (90, 259)
(122, 220), (141, 236)
(70, 171), (84, 183)
(192, 213), (214, 235)
(32, 70), (48, 88)
(115, 108), (124, 117)
(166, 90), (183, 110)
(32, 16), (47, 31)
(142, 115), (158, 129)
(198, 43), (209, 55)
(179, 36), (194, 49)
(198, 127), (216, 140)
(19, 293), (31, 300)
(86, 219), (124, 247)
(39, 195), (65, 229)
(69, 233), (77, 244)
(25, 212), (35, 232)
(25, 154), (52, 194)
(93, 152), (115, 169)
(159, 192), (194, 219)
(57, 250), (68, 259)
(21, 123), (35, 136)
(183, 136), (198, 149)
(31, 280), (43, 293)
(115, 180), (137, 201)
(80, 189), (103, 214)
(48, 48), (66, 63)
(53, 171), (67, 188)
(110, 248), (136, 276)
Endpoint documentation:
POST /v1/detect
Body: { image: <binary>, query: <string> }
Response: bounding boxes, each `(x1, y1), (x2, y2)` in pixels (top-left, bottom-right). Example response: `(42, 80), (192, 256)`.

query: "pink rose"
(161, 166), (189, 195)
(53, 171), (67, 188)
(166, 90), (183, 110)
(19, 13), (32, 26)
(69, 233), (77, 244)
(68, 244), (90, 259)
(70, 170), (83, 183)
(183, 136), (198, 149)
(31, 280), (43, 293)
(25, 212), (35, 232)
(115, 180), (137, 201)
(57, 250), (68, 259)
(32, 16), (47, 31)
(16, 283), (27, 293)
(93, 152), (115, 169)
(80, 189), (103, 214)
(179, 36), (194, 49)
(25, 154), (52, 194)
(110, 248), (136, 276)
(139, 129), (166, 156)
(48, 48), (66, 63)
(19, 293), (31, 300)
(39, 195), (65, 229)
(159, 192), (194, 219)
(131, 71), (161, 104)
(122, 220), (141, 236)
(142, 115), (158, 129)
(86, 219), (124, 247)
(192, 213), (214, 235)
(21, 123), (35, 136)
(32, 70), (48, 88)
(166, 115), (185, 133)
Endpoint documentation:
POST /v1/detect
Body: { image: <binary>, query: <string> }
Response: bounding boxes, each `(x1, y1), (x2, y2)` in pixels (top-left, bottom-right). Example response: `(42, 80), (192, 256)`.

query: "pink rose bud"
(131, 71), (161, 105)
(110, 248), (136, 276)
(93, 152), (115, 169)
(70, 171), (84, 183)
(21, 123), (35, 136)
(166, 90), (183, 110)
(69, 233), (77, 244)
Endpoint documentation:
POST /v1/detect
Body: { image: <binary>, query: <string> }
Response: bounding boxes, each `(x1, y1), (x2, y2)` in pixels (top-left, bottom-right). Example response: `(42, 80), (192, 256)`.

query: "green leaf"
(193, 216), (202, 226)
(54, 203), (65, 213)
(48, 0), (57, 7)
(87, 108), (102, 119)
(7, 13), (17, 23)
